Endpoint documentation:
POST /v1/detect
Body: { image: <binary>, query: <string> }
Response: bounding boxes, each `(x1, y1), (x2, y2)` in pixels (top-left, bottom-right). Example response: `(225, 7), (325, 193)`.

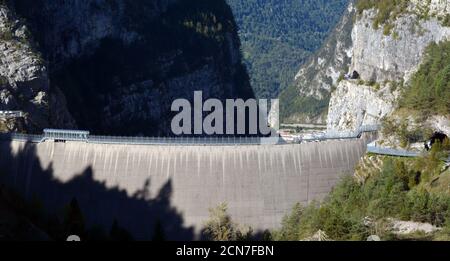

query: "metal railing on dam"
(2, 132), (281, 145)
(88, 135), (282, 145)
(0, 125), (380, 146)
(366, 143), (421, 157)
(298, 125), (379, 142)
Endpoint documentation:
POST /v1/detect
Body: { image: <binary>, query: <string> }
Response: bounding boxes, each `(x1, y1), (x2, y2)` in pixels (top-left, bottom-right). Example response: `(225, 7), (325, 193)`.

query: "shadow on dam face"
(0, 140), (194, 240)
(0, 134), (375, 240)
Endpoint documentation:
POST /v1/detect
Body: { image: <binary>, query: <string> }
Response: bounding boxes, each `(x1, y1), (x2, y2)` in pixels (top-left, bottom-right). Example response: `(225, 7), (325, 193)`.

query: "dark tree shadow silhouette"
(0, 139), (194, 240)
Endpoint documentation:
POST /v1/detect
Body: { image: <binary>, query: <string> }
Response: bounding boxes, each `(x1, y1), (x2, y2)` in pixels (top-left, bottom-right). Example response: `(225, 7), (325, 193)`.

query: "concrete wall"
(0, 135), (374, 240)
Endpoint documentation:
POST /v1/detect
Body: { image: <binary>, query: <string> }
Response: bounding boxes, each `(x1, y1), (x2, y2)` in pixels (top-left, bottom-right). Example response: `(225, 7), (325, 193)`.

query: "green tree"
(63, 198), (85, 238)
(202, 203), (252, 241)
(400, 41), (450, 116)
(275, 154), (450, 241)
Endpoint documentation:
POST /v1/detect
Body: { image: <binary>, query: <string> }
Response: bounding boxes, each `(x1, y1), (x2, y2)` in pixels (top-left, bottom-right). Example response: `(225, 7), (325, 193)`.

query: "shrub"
(374, 83), (381, 90)
(383, 23), (395, 36)
(356, 0), (409, 32)
(442, 137), (450, 151)
(443, 14), (450, 27)
(337, 73), (345, 84)
(0, 75), (8, 86)
(403, 189), (450, 226)
(0, 31), (13, 41)
(274, 203), (304, 240)
(381, 117), (397, 136)
(202, 203), (252, 241)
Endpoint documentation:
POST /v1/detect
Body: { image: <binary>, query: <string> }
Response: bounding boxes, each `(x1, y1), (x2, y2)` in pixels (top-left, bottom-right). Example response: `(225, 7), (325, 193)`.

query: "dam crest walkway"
(2, 125), (380, 145)
(1, 125), (421, 157)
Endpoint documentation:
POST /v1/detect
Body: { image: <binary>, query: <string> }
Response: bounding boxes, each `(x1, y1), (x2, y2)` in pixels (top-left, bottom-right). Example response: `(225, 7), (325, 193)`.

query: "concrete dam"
(0, 134), (374, 240)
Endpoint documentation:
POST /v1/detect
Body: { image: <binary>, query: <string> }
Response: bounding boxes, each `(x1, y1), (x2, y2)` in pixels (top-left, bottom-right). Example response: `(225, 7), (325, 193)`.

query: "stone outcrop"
(390, 219), (441, 235)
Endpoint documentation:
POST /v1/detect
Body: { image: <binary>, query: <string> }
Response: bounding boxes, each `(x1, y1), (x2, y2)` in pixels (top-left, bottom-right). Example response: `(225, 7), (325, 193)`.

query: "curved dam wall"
(0, 134), (374, 240)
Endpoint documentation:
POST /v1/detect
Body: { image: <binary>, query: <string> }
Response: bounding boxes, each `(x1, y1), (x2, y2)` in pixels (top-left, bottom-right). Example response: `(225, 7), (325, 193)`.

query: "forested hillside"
(400, 41), (450, 116)
(274, 145), (450, 241)
(227, 0), (349, 99)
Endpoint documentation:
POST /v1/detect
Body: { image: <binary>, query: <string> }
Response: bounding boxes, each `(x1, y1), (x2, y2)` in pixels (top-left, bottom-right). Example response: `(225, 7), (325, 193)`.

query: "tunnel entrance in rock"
(425, 132), (448, 151)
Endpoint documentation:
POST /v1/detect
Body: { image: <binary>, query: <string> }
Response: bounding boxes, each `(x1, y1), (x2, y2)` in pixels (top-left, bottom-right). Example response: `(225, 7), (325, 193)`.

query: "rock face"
(351, 9), (450, 83)
(327, 81), (396, 131)
(6, 0), (252, 135)
(0, 4), (50, 132)
(15, 0), (138, 61)
(429, 116), (450, 137)
(327, 1), (450, 132)
(390, 219), (441, 235)
(412, 0), (450, 17)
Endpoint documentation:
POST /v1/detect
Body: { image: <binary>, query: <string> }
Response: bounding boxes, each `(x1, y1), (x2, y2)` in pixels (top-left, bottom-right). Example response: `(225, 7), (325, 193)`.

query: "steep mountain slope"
(274, 1), (450, 241)
(279, 1), (355, 124)
(227, 0), (349, 99)
(3, 0), (252, 136)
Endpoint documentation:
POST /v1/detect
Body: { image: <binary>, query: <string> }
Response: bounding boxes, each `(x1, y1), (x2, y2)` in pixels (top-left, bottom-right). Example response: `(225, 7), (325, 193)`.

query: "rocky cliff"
(1, 0), (252, 135)
(294, 2), (355, 100)
(350, 4), (450, 84)
(0, 4), (50, 132)
(327, 81), (397, 131)
(327, 0), (450, 133)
